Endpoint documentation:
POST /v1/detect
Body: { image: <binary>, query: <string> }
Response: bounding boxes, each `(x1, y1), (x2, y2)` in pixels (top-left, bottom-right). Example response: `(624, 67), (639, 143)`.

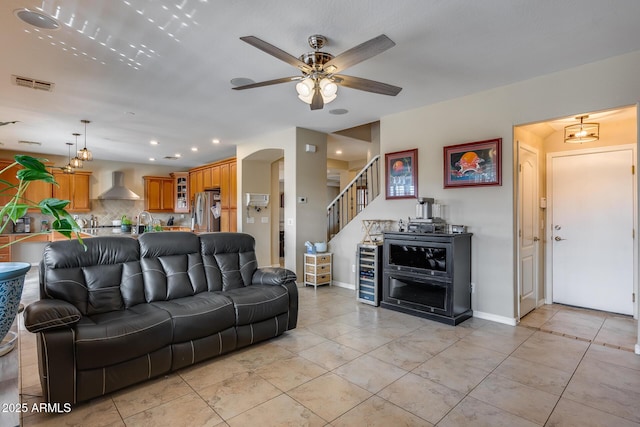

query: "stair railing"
(327, 155), (380, 240)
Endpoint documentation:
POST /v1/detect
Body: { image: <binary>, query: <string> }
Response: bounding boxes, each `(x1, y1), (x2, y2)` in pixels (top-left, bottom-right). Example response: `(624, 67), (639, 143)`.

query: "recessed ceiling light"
(175, 153), (181, 158)
(329, 108), (349, 115)
(191, 147), (198, 152)
(14, 9), (60, 30)
(335, 150), (342, 155)
(212, 138), (220, 144)
(149, 157), (155, 161)
(150, 140), (158, 145)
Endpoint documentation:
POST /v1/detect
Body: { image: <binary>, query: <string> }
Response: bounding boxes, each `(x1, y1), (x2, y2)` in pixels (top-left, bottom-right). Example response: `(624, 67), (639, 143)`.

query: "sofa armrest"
(251, 267), (297, 286)
(23, 300), (82, 333)
(251, 267), (298, 330)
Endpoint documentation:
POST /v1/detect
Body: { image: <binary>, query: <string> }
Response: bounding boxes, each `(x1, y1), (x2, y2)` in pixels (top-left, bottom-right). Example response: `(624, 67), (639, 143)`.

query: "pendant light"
(564, 115), (599, 144)
(78, 119), (93, 161)
(62, 142), (75, 174)
(70, 133), (83, 168)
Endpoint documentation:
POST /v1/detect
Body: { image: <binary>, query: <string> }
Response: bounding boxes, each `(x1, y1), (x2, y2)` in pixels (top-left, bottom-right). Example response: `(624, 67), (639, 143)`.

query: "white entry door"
(518, 143), (540, 317)
(550, 147), (635, 315)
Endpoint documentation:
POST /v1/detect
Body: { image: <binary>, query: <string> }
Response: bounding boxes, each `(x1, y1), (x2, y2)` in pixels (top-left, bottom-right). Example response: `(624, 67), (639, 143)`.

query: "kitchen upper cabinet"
(220, 163), (230, 208)
(171, 172), (189, 213)
(0, 159), (53, 210)
(52, 171), (91, 212)
(211, 166), (220, 188)
(230, 162), (237, 209)
(143, 176), (174, 212)
(0, 160), (20, 208)
(203, 168), (212, 189)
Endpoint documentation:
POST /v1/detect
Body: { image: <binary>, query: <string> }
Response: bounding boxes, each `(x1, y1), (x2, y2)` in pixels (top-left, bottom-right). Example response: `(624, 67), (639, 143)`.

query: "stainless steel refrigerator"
(192, 190), (221, 232)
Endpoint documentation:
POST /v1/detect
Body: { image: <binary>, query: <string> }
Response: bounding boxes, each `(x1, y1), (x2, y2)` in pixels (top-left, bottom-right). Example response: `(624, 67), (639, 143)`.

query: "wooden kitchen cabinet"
(220, 162), (230, 208)
(188, 157), (236, 232)
(52, 171), (91, 212)
(171, 172), (189, 213)
(143, 176), (174, 212)
(211, 166), (220, 187)
(0, 159), (53, 210)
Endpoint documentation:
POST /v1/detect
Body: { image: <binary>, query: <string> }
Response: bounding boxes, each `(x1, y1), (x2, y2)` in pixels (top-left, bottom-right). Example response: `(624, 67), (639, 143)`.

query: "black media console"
(381, 232), (472, 325)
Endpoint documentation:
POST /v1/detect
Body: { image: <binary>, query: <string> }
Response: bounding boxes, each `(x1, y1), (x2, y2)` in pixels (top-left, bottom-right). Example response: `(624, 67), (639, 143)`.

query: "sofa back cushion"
(41, 237), (142, 315)
(199, 232), (257, 291)
(138, 232), (207, 301)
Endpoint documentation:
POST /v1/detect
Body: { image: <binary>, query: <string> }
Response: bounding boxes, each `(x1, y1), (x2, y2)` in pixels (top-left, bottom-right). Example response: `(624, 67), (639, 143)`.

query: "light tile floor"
(16, 269), (640, 426)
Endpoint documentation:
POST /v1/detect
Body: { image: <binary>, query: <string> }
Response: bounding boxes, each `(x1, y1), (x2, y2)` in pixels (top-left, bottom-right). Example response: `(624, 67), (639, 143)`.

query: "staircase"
(327, 155), (380, 240)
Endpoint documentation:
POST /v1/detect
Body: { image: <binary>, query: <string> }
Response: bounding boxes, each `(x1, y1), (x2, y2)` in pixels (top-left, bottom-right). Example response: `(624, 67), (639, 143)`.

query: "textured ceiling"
(1, 0), (640, 168)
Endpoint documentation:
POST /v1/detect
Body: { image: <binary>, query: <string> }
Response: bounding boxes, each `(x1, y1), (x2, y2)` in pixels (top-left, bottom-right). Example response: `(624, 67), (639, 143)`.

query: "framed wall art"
(385, 148), (418, 199)
(443, 138), (502, 188)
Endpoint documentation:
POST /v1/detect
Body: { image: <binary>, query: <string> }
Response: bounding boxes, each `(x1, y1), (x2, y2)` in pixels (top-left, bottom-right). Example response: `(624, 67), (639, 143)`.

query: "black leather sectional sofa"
(23, 232), (298, 405)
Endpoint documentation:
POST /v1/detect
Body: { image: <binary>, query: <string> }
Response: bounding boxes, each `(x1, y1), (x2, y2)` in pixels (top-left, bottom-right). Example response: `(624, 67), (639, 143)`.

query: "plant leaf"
(15, 155), (48, 172)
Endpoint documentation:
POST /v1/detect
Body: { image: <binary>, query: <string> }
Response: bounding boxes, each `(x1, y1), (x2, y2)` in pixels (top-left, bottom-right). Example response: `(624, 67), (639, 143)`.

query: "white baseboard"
(331, 281), (355, 290)
(473, 311), (517, 326)
(635, 343), (640, 355)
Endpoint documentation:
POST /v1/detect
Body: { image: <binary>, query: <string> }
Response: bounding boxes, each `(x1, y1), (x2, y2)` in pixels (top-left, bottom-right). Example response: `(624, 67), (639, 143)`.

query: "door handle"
(533, 237), (540, 242)
(554, 236), (566, 241)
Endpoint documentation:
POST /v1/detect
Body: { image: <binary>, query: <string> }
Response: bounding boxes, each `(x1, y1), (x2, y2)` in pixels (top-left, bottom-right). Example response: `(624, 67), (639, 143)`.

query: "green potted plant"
(0, 154), (82, 355)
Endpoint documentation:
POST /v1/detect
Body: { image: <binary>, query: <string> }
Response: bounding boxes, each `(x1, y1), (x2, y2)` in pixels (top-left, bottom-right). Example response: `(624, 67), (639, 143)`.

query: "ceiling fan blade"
(240, 36), (312, 73)
(323, 34), (395, 73)
(232, 76), (301, 90)
(333, 74), (402, 96)
(310, 86), (324, 110)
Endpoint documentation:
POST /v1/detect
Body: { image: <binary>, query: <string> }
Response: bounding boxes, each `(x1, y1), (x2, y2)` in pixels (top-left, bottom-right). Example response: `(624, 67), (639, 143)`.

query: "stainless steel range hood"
(97, 171), (141, 200)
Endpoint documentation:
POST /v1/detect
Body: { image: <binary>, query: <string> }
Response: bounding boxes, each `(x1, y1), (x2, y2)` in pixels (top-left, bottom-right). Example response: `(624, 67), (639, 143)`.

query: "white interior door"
(550, 147), (635, 315)
(518, 143), (540, 318)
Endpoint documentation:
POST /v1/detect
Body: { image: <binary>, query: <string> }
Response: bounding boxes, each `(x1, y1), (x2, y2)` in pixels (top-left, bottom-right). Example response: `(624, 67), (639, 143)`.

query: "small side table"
(303, 252), (332, 289)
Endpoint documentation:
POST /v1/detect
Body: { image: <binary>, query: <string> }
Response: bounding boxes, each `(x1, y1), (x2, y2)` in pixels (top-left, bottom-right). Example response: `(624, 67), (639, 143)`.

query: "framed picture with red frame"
(385, 148), (418, 199)
(443, 138), (502, 188)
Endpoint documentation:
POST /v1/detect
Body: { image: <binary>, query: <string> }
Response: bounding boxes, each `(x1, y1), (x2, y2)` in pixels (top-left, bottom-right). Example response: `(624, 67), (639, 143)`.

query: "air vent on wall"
(12, 75), (54, 92)
(163, 156), (178, 160)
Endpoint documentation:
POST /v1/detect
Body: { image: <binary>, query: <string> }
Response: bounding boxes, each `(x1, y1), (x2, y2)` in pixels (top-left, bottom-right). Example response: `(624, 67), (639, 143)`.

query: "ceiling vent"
(163, 156), (178, 160)
(12, 75), (54, 92)
(18, 140), (42, 146)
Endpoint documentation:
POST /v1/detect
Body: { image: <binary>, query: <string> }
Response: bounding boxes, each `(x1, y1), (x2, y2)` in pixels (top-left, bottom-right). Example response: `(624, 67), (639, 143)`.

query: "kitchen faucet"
(137, 211), (154, 233)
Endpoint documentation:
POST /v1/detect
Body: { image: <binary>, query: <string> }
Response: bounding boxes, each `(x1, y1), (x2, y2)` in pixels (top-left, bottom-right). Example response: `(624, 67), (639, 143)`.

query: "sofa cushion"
(75, 304), (172, 370)
(151, 292), (235, 342)
(139, 232), (207, 301)
(41, 237), (141, 315)
(200, 233), (258, 291)
(223, 285), (289, 325)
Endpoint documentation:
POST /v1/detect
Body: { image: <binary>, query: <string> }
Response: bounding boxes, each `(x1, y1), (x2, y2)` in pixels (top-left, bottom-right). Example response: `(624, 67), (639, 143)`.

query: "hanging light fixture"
(564, 115), (599, 144)
(295, 76), (338, 106)
(78, 119), (93, 161)
(62, 142), (75, 174)
(70, 133), (83, 169)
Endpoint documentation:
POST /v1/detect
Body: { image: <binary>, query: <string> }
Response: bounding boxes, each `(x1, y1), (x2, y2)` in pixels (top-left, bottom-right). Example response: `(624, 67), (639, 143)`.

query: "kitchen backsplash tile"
(29, 199), (190, 231)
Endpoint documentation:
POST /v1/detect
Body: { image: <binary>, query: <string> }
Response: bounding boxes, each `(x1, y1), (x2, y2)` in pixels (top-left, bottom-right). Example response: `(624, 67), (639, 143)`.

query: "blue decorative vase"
(0, 262), (31, 354)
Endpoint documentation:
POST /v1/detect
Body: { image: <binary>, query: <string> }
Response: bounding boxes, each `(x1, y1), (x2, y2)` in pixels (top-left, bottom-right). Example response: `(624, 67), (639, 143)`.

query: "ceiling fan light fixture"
(319, 78), (338, 103)
(296, 79), (313, 99)
(564, 115), (599, 144)
(296, 77), (337, 105)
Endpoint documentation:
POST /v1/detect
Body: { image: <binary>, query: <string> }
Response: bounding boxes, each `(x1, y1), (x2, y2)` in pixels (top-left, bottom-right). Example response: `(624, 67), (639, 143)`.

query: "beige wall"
(331, 50), (640, 323)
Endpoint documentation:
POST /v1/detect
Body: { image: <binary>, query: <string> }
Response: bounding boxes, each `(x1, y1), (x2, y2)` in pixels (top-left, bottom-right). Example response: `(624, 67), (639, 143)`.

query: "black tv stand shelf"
(381, 232), (472, 326)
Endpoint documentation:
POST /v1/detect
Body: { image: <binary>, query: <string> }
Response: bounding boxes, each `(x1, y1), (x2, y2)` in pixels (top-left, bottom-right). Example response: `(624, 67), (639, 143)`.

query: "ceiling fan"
(232, 34), (402, 110)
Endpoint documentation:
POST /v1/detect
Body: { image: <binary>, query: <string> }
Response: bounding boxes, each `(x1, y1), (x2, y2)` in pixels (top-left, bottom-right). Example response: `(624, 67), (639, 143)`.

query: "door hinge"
(519, 164), (522, 173)
(633, 293), (636, 303)
(632, 165), (636, 175)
